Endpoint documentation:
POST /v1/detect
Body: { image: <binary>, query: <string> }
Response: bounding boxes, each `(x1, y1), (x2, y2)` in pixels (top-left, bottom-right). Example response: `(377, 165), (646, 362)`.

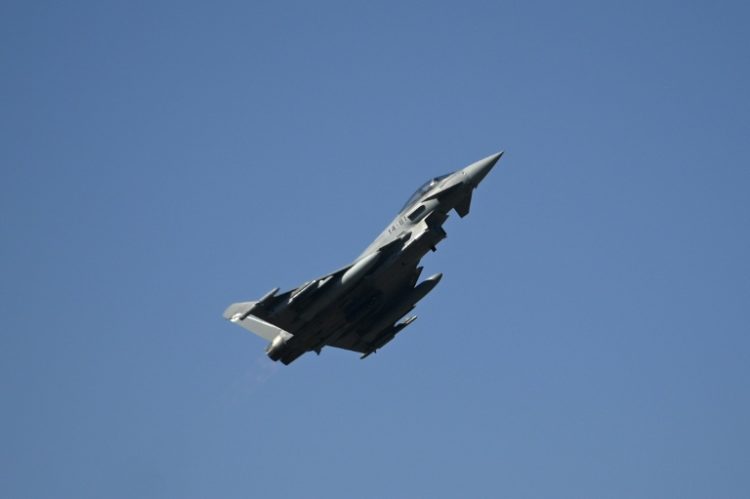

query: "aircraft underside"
(223, 151), (503, 364)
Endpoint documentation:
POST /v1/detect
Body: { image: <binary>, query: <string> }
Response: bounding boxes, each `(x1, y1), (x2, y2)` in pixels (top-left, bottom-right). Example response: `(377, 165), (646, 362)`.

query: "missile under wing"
(223, 151), (503, 364)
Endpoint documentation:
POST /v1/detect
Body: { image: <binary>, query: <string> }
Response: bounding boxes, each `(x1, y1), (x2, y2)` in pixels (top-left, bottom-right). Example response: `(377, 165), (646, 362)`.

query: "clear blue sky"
(2, 1), (749, 498)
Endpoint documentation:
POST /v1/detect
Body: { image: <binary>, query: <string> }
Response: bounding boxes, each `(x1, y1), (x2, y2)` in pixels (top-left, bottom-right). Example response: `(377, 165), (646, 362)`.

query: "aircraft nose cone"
(462, 151), (503, 186)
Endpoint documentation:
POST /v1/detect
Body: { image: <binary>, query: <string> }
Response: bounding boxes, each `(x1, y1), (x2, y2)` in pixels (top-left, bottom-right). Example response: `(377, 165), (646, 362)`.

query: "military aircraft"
(223, 151), (503, 364)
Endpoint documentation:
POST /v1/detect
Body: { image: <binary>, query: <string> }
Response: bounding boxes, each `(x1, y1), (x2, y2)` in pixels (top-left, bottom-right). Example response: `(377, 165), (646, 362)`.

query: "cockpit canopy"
(400, 173), (451, 212)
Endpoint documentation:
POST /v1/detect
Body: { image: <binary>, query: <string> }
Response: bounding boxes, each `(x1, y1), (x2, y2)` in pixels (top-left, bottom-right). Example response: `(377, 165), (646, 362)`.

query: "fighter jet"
(224, 151), (503, 364)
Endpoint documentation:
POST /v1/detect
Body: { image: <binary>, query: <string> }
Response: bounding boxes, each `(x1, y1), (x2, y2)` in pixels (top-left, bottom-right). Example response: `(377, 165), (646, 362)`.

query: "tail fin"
(223, 301), (291, 342)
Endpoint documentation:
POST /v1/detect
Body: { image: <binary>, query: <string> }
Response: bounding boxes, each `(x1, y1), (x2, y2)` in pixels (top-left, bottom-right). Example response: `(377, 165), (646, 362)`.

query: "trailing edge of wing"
(223, 301), (292, 342)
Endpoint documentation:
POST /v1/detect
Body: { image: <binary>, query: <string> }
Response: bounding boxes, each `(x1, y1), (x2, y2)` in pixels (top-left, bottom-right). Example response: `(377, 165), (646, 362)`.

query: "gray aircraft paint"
(223, 151), (503, 364)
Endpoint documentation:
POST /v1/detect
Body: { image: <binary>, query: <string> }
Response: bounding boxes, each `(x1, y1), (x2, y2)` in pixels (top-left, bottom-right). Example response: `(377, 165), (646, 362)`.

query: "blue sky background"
(2, 1), (749, 498)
